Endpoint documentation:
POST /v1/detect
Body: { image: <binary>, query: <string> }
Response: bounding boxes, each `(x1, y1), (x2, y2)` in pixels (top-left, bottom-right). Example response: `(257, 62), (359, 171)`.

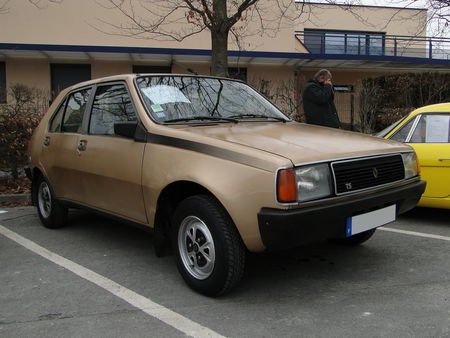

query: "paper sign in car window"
(142, 85), (191, 105)
(426, 115), (450, 143)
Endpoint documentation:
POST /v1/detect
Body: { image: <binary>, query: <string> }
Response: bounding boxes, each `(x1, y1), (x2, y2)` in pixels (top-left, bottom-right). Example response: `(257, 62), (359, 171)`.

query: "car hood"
(162, 121), (411, 171)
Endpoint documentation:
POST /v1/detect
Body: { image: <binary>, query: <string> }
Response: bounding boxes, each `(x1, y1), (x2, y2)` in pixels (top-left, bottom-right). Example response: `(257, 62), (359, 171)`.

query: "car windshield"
(136, 76), (289, 123)
(375, 113), (410, 138)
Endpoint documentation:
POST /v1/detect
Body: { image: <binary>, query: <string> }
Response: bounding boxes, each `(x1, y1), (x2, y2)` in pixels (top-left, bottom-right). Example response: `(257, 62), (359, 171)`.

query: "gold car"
(27, 74), (425, 296)
(378, 103), (450, 209)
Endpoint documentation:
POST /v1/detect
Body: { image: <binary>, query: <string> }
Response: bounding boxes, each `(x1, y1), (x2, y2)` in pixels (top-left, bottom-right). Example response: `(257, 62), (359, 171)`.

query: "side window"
(410, 114), (450, 143)
(62, 89), (91, 133)
(89, 84), (137, 136)
(390, 117), (416, 142)
(49, 99), (66, 132)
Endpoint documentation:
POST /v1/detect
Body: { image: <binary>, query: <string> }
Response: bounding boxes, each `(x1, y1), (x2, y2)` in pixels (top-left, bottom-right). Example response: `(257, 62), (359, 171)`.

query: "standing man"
(303, 69), (341, 128)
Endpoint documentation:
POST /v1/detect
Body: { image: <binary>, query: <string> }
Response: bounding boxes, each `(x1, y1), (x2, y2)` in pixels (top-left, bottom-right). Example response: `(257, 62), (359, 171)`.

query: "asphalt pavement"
(0, 206), (449, 338)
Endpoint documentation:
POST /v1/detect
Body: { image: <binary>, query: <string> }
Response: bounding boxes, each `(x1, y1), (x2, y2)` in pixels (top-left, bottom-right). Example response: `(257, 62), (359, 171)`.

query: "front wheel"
(172, 195), (245, 297)
(36, 176), (67, 229)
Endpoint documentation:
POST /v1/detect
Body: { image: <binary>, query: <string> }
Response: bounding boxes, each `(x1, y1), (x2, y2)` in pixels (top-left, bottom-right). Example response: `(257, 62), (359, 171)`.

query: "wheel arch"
(30, 167), (44, 205)
(153, 180), (244, 256)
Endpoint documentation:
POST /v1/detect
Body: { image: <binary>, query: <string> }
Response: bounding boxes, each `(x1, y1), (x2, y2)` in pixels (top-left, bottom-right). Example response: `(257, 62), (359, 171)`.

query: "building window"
(51, 64), (91, 99)
(228, 67), (247, 82)
(304, 29), (385, 56)
(0, 62), (6, 103)
(132, 65), (172, 74)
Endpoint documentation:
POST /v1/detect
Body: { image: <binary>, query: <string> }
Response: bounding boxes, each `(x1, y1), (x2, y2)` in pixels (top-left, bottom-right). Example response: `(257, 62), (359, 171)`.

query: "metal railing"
(295, 31), (450, 60)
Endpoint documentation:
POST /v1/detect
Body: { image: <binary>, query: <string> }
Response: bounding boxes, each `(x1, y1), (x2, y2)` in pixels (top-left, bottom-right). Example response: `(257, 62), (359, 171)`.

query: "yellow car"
(378, 103), (450, 209)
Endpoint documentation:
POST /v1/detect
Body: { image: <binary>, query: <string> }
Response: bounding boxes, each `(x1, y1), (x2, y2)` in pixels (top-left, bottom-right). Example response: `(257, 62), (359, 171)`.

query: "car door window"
(390, 117), (416, 142)
(89, 84), (137, 135)
(410, 114), (450, 143)
(62, 89), (91, 133)
(49, 99), (66, 132)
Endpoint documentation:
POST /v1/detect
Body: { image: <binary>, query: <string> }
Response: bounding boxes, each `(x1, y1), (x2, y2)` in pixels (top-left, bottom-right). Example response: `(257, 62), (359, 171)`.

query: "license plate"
(346, 205), (396, 237)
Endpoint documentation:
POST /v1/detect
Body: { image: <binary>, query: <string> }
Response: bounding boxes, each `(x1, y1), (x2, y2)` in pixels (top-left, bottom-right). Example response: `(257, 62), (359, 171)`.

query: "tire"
(36, 176), (68, 229)
(330, 228), (376, 246)
(172, 195), (246, 297)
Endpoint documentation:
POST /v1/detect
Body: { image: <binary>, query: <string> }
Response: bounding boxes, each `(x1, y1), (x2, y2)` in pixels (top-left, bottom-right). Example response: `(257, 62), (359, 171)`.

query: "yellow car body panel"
(384, 103), (450, 209)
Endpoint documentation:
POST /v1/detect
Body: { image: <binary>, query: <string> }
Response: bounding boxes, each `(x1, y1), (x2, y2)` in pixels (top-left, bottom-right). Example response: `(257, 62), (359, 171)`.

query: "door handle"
(43, 136), (50, 146)
(77, 139), (87, 151)
(438, 158), (450, 161)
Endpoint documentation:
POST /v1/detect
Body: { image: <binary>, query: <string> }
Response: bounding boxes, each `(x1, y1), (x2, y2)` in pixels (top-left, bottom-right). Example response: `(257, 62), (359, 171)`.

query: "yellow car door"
(409, 143), (450, 198)
(407, 113), (450, 199)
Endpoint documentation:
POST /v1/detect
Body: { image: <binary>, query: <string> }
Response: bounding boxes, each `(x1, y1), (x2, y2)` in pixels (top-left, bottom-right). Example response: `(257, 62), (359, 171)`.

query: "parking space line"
(0, 224), (224, 338)
(380, 227), (450, 241)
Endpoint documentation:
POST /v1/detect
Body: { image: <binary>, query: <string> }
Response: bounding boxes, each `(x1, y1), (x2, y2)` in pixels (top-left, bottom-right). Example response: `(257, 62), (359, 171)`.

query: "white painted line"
(0, 210), (8, 214)
(379, 227), (450, 242)
(0, 224), (224, 338)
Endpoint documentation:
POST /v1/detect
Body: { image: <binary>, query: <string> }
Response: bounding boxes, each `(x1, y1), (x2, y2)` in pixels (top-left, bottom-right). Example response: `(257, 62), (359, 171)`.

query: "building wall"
(6, 59), (50, 92)
(0, 1), (427, 53)
(0, 1), (430, 125)
(296, 3), (427, 36)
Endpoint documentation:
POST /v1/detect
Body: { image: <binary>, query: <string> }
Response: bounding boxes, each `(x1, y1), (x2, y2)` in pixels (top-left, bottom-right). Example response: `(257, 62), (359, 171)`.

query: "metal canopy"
(1, 43), (449, 71)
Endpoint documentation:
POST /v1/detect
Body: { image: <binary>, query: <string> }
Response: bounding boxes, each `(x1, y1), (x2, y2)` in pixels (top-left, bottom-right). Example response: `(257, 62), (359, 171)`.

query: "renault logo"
(373, 167), (379, 178)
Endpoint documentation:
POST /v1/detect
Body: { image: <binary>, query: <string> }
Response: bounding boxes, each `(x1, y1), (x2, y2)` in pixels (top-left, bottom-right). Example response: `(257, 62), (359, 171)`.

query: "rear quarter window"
(49, 99), (66, 132)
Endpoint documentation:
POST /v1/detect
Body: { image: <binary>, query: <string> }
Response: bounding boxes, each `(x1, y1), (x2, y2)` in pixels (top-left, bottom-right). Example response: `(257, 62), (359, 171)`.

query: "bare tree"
(373, 0), (450, 37)
(0, 0), (9, 14)
(94, 0), (305, 77)
(28, 0), (63, 8)
(357, 79), (382, 134)
(249, 75), (305, 121)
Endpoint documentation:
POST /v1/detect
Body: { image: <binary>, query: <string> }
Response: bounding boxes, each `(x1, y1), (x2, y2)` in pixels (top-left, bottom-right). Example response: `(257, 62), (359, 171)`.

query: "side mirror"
(114, 121), (147, 142)
(114, 121), (137, 139)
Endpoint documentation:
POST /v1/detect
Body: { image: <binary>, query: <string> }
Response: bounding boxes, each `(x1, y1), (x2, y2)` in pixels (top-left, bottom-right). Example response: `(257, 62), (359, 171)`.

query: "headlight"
(401, 152), (419, 179)
(277, 163), (333, 203)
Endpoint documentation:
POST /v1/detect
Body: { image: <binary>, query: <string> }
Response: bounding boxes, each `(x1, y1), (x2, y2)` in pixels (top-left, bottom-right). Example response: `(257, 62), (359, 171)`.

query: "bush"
(0, 84), (48, 180)
(374, 107), (413, 131)
(359, 72), (450, 133)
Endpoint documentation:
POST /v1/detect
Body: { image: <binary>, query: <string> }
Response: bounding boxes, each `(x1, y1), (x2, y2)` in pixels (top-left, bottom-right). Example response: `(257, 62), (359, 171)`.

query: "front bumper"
(258, 179), (426, 251)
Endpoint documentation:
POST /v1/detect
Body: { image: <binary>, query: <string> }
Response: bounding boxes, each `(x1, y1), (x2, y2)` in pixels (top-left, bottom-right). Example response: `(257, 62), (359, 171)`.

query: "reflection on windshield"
(136, 76), (289, 123)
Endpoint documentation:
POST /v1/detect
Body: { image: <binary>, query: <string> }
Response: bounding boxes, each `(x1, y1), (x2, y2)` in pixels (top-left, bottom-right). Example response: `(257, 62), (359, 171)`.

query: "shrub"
(0, 84), (48, 179)
(359, 72), (450, 133)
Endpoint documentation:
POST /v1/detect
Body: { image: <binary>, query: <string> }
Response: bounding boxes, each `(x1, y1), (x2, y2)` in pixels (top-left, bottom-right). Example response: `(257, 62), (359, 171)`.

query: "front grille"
(332, 155), (405, 195)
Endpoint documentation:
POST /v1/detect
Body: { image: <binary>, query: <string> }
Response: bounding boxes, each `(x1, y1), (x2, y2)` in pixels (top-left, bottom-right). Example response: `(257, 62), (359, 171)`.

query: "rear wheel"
(172, 195), (245, 297)
(36, 176), (67, 229)
(331, 228), (376, 246)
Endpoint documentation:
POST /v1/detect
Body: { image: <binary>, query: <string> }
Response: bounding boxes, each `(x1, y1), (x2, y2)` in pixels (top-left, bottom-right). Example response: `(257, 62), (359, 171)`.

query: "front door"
(408, 113), (450, 198)
(75, 83), (147, 223)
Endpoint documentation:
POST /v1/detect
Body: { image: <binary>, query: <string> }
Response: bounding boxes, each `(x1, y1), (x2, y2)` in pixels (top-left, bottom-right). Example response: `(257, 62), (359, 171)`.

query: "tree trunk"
(211, 29), (229, 77)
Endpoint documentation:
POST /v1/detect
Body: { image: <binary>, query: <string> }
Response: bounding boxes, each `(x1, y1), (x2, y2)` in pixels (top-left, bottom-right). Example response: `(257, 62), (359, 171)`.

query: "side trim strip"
(146, 132), (275, 171)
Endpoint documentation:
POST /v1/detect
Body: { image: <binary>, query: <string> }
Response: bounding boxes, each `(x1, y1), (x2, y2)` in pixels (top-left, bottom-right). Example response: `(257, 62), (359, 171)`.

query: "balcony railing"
(295, 31), (450, 61)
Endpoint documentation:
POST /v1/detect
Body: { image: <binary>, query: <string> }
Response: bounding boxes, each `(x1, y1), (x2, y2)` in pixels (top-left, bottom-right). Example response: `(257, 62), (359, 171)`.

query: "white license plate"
(346, 205), (396, 237)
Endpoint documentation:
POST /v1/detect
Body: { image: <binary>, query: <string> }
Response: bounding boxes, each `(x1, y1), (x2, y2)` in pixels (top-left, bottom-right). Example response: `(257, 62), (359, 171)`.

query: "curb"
(0, 193), (31, 203)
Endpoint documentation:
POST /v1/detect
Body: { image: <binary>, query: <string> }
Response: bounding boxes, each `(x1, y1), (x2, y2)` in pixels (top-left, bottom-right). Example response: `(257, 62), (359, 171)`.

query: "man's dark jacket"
(303, 79), (341, 128)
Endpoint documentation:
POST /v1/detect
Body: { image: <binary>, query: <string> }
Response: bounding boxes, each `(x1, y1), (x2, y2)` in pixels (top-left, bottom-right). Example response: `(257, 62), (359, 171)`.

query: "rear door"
(407, 113), (450, 198)
(40, 87), (92, 202)
(75, 82), (147, 223)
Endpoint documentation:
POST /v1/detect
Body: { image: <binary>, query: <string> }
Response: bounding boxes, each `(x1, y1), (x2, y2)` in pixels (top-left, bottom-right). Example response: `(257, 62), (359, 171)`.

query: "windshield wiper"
(164, 116), (238, 124)
(228, 114), (288, 122)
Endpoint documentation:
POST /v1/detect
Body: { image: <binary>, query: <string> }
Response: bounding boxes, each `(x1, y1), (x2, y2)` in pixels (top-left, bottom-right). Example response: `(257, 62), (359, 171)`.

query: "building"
(0, 1), (449, 128)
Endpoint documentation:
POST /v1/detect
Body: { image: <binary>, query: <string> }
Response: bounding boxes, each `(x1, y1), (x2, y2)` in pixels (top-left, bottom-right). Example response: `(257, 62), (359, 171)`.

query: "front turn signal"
(277, 168), (297, 203)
